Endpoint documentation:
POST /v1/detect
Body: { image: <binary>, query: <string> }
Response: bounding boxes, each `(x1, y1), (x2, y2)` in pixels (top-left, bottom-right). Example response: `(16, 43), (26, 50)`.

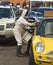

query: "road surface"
(0, 39), (29, 65)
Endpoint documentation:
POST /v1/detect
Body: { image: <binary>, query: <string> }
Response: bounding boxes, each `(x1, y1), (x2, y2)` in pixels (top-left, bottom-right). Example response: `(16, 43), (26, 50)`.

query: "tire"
(29, 45), (37, 65)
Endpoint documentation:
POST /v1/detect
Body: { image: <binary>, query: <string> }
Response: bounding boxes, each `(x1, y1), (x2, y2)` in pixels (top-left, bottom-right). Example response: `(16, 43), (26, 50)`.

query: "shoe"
(16, 45), (26, 57)
(25, 52), (29, 56)
(23, 51), (29, 56)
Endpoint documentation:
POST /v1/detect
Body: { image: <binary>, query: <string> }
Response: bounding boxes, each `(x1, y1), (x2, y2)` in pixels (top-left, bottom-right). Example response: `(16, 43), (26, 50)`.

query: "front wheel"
(29, 46), (37, 65)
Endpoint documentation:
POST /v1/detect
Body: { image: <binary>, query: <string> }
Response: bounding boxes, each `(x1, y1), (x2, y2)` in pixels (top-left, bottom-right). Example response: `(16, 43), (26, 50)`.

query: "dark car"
(28, 11), (43, 20)
(32, 7), (53, 16)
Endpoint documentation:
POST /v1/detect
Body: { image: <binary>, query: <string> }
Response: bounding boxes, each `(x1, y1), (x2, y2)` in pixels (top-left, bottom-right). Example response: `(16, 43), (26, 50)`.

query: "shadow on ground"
(0, 38), (17, 46)
(0, 38), (29, 65)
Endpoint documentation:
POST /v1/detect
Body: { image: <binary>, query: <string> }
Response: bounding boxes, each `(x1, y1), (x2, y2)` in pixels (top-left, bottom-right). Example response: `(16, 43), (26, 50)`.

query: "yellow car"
(29, 18), (53, 65)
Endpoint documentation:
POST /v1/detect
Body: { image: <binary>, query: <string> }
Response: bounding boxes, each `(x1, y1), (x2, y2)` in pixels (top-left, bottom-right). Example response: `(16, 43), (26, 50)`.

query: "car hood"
(40, 36), (53, 53)
(0, 18), (15, 24)
(33, 36), (53, 54)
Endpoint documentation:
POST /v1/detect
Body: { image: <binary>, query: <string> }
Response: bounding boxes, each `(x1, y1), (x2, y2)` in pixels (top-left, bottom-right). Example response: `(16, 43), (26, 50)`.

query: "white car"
(0, 6), (16, 39)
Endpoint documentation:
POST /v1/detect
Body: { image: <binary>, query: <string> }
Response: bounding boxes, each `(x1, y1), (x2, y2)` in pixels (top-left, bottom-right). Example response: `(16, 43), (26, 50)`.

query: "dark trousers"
(26, 39), (32, 54)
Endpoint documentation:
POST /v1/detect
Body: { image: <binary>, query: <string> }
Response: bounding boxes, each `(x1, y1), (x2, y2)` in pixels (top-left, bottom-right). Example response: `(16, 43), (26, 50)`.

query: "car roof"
(32, 7), (53, 12)
(0, 5), (11, 8)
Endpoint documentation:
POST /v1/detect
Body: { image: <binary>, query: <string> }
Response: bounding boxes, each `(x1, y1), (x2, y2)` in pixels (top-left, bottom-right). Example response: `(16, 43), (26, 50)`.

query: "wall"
(4, 0), (25, 7)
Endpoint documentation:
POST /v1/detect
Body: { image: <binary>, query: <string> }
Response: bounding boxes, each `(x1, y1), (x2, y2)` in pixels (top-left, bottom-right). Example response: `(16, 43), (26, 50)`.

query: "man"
(13, 9), (37, 57)
(16, 2), (20, 9)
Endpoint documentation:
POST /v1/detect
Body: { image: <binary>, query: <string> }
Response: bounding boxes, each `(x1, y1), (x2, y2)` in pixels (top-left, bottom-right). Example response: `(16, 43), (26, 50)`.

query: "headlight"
(36, 42), (44, 53)
(6, 23), (15, 28)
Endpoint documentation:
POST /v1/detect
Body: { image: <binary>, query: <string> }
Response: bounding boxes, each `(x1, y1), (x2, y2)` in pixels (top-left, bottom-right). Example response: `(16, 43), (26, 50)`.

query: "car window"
(36, 12), (43, 17)
(45, 21), (53, 36)
(15, 9), (23, 17)
(29, 12), (36, 17)
(38, 8), (44, 13)
(0, 8), (14, 18)
(37, 21), (45, 36)
(13, 7), (17, 13)
(32, 8), (38, 12)
(29, 12), (43, 17)
(37, 19), (53, 37)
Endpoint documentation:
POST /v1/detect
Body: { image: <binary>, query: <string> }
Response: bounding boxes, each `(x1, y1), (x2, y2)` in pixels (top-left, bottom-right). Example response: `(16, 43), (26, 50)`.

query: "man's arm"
(27, 22), (37, 27)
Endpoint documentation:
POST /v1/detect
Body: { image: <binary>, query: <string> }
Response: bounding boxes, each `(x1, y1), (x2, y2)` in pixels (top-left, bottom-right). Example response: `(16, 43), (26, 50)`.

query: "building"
(10, 0), (24, 7)
(1, 0), (53, 8)
(0, 0), (25, 7)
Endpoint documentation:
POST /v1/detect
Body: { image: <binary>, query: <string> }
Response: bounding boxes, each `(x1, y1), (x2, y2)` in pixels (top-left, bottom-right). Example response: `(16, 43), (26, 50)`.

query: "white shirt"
(15, 17), (32, 30)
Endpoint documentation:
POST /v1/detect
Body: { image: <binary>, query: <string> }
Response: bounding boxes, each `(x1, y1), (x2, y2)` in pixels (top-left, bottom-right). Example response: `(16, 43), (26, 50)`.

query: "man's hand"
(31, 23), (37, 26)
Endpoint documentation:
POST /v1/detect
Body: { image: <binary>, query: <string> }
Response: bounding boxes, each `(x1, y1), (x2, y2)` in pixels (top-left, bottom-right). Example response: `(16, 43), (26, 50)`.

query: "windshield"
(37, 19), (53, 37)
(0, 8), (14, 18)
(29, 12), (43, 17)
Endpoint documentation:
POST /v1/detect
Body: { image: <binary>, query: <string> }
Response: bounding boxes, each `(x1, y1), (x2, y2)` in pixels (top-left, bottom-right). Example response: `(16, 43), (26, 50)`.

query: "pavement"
(0, 39), (29, 65)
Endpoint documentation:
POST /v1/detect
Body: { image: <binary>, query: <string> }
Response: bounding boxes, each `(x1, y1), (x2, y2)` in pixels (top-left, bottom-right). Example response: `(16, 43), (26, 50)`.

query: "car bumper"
(0, 28), (14, 38)
(37, 59), (51, 63)
(34, 54), (53, 65)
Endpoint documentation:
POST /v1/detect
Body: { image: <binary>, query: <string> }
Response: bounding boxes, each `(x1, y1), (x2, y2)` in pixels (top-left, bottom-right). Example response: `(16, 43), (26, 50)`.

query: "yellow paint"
(32, 35), (53, 65)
